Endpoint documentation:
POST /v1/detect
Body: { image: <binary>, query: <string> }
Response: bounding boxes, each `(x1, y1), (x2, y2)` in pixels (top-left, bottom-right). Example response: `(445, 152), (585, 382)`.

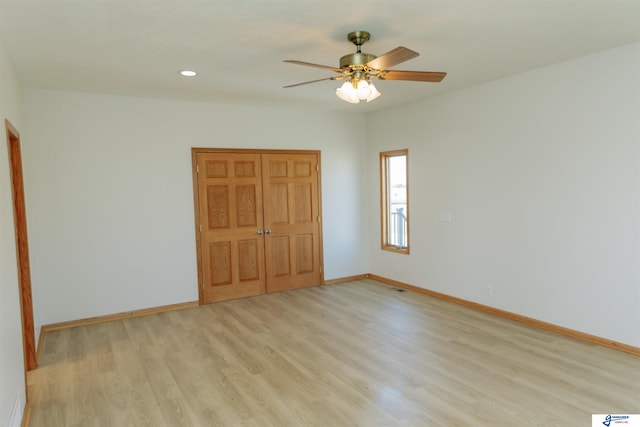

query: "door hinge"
(316, 164), (319, 172)
(196, 165), (199, 173)
(199, 224), (202, 232)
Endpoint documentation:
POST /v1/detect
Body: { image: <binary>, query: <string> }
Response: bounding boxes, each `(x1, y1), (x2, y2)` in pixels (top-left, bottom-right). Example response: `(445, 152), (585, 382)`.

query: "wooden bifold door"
(193, 149), (323, 304)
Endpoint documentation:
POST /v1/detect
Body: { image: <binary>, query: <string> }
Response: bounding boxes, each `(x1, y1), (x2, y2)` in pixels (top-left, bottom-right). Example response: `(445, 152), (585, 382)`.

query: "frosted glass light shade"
(336, 79), (381, 103)
(356, 80), (372, 99)
(366, 83), (381, 102)
(336, 81), (360, 103)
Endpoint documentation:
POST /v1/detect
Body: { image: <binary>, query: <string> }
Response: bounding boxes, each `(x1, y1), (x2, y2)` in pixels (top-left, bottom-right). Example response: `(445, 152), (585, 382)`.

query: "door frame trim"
(191, 148), (324, 304)
(5, 120), (37, 376)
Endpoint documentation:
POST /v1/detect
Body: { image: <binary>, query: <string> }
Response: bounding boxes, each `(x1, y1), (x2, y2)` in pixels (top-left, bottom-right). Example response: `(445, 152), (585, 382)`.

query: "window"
(380, 149), (409, 254)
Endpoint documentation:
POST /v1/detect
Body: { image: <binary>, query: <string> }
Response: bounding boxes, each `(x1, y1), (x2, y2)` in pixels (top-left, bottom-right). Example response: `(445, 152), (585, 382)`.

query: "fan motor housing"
(339, 52), (377, 69)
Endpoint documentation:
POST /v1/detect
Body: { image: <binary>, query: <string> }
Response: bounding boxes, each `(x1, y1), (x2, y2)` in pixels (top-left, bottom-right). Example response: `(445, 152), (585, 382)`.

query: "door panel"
(272, 236), (291, 276)
(296, 234), (314, 273)
(262, 153), (321, 293)
(270, 183), (289, 224)
(197, 153), (266, 303)
(294, 183), (312, 222)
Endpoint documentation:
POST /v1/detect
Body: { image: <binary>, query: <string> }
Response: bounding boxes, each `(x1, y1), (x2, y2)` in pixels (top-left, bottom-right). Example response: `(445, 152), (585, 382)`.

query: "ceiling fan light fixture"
(336, 79), (381, 104)
(286, 31), (443, 104)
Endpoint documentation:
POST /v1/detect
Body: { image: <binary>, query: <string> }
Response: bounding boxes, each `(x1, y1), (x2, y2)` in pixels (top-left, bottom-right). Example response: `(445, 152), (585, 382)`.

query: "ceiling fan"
(283, 30), (447, 103)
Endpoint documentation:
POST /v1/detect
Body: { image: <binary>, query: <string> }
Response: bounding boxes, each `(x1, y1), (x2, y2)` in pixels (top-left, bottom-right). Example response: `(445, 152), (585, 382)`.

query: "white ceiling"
(1, 0), (639, 113)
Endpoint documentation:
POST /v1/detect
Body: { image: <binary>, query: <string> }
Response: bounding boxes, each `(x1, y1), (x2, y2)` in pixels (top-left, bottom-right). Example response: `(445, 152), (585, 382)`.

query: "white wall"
(367, 42), (640, 347)
(0, 37), (28, 427)
(23, 90), (370, 325)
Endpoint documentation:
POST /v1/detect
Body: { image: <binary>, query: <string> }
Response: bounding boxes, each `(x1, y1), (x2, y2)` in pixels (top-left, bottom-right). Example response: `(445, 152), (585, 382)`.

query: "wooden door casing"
(193, 149), (323, 304)
(5, 119), (37, 373)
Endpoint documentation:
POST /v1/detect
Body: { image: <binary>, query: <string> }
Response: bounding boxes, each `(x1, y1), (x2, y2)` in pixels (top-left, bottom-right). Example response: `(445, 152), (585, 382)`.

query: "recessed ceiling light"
(180, 70), (197, 77)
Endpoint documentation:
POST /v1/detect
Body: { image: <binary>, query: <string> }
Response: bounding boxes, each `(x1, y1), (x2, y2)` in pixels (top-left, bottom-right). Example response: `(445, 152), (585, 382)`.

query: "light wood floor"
(28, 280), (640, 426)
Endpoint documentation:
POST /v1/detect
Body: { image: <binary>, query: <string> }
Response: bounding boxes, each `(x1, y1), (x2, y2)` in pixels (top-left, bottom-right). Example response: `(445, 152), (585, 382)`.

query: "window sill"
(381, 245), (410, 255)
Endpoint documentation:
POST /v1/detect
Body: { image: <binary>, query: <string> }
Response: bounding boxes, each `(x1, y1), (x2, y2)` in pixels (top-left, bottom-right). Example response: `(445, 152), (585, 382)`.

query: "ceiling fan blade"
(283, 76), (341, 88)
(283, 60), (347, 74)
(366, 47), (419, 70)
(379, 70), (447, 82)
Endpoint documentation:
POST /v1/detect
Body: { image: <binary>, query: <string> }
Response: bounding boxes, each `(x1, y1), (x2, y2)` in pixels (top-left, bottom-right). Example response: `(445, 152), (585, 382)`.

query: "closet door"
(196, 153), (266, 303)
(262, 153), (322, 293)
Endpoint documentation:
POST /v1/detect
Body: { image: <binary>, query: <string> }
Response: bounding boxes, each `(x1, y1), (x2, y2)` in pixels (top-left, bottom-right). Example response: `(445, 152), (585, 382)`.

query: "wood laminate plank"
(28, 280), (640, 426)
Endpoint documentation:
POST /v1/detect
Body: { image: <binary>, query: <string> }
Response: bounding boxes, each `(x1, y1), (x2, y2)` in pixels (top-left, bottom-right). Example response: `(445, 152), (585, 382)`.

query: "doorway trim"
(5, 119), (37, 373)
(191, 147), (325, 304)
